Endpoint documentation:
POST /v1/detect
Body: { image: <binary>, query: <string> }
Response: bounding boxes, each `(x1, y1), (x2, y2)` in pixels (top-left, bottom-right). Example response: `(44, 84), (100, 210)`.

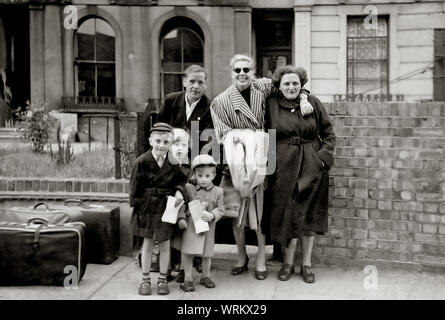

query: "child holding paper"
(129, 123), (189, 296)
(175, 154), (224, 292)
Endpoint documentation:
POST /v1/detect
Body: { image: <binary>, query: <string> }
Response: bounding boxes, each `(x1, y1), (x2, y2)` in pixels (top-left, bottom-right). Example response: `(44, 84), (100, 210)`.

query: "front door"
(254, 9), (293, 79)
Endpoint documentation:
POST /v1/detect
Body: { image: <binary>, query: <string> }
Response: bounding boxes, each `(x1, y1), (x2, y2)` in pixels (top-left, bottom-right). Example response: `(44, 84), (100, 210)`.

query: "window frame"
(159, 25), (204, 98)
(74, 17), (116, 99)
(346, 15), (389, 97)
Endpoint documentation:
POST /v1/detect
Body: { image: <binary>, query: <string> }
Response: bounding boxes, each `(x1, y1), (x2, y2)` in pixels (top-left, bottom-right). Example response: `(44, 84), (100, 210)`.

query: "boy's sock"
(158, 273), (167, 282)
(142, 272), (150, 283)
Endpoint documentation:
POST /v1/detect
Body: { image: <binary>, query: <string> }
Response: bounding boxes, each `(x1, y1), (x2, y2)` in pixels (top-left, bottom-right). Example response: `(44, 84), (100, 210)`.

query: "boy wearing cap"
(174, 155), (224, 292)
(129, 122), (189, 296)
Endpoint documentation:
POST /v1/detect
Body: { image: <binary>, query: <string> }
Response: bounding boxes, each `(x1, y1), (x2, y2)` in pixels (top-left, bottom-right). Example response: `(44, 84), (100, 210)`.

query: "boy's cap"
(150, 122), (173, 134)
(191, 155), (217, 171)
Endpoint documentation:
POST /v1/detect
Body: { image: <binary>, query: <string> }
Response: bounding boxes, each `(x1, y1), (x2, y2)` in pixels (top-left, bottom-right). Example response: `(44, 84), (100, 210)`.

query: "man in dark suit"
(157, 65), (214, 282)
(158, 64), (213, 152)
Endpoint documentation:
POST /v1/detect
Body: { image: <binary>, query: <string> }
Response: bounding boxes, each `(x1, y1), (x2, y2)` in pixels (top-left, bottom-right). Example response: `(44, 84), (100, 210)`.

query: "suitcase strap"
(32, 224), (43, 254)
(28, 218), (49, 254)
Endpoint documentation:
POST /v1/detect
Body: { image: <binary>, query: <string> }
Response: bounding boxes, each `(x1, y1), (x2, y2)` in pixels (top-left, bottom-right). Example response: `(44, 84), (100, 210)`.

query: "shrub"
(15, 101), (57, 153)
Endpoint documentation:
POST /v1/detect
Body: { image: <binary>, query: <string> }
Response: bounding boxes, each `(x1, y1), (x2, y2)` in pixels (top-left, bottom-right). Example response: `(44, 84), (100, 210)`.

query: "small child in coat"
(129, 122), (188, 296)
(174, 154), (224, 292)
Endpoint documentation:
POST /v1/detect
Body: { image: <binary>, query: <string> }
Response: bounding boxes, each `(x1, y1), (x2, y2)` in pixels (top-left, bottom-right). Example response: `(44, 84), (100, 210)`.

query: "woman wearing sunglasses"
(210, 54), (313, 280)
(262, 65), (336, 283)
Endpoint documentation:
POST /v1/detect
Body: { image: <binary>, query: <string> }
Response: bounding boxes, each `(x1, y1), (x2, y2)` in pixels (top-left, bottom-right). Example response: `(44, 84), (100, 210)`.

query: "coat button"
(197, 117), (201, 121)
(291, 109), (295, 113)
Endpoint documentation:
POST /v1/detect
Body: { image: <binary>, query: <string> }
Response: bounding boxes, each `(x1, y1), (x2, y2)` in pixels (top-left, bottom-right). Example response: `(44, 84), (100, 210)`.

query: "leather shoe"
(300, 265), (315, 283)
(200, 277), (216, 288)
(180, 281), (195, 292)
(278, 264), (294, 281)
(138, 279), (151, 295)
(175, 269), (185, 283)
(231, 256), (249, 275)
(255, 269), (268, 280)
(157, 279), (169, 295)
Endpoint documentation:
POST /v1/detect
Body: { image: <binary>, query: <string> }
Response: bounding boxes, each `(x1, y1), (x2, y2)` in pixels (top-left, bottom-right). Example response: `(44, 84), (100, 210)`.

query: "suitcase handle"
(27, 217), (49, 226)
(33, 202), (50, 211)
(64, 199), (90, 209)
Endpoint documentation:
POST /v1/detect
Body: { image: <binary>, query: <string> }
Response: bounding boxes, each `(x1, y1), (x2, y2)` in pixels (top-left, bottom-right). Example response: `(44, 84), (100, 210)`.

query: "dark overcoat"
(129, 150), (189, 241)
(262, 94), (336, 245)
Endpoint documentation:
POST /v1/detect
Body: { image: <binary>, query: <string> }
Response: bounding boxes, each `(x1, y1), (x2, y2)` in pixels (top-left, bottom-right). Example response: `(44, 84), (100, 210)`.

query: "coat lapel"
(178, 92), (187, 125)
(187, 95), (208, 127)
(153, 151), (175, 184)
(228, 85), (260, 127)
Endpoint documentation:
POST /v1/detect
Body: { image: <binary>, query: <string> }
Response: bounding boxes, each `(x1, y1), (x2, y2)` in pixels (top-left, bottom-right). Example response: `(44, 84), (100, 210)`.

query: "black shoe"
(180, 281), (195, 292)
(199, 277), (216, 288)
(231, 256), (249, 275)
(278, 264), (294, 281)
(255, 269), (268, 280)
(300, 265), (315, 283)
(176, 269), (185, 283)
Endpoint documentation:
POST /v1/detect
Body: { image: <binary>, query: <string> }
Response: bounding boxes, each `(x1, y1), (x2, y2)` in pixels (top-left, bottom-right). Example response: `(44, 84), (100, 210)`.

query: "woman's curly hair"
(272, 65), (308, 89)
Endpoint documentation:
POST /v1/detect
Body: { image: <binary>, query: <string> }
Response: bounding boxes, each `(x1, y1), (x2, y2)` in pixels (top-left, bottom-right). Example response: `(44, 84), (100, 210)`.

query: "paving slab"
(1, 245), (445, 300)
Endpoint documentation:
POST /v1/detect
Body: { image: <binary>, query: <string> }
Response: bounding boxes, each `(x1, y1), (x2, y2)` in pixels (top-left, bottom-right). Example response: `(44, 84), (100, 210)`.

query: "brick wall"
(311, 102), (445, 271)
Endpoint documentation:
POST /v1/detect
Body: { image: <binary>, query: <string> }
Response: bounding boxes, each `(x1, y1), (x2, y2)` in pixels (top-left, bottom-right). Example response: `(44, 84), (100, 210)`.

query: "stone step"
(0, 127), (18, 133)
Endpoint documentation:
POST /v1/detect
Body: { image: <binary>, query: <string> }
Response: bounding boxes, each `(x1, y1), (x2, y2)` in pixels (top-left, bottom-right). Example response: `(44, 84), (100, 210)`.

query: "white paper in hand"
(188, 200), (209, 233)
(161, 196), (184, 224)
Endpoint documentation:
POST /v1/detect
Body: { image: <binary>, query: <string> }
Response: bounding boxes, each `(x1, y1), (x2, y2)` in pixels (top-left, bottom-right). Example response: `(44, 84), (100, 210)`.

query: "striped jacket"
(210, 78), (273, 144)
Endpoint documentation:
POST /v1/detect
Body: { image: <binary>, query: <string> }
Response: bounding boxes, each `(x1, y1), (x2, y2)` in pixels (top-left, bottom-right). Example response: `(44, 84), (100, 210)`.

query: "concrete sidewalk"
(1, 245), (444, 300)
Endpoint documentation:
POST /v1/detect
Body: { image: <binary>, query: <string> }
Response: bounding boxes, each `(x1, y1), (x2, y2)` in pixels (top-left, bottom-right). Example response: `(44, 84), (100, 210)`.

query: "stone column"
(234, 7), (252, 55)
(294, 1), (313, 89)
(44, 5), (64, 110)
(29, 4), (45, 105)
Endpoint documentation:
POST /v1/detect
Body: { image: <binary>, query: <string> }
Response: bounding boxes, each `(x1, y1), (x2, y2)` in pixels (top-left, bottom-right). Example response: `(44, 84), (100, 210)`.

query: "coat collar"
(195, 182), (215, 191)
(186, 94), (209, 125)
(228, 84), (260, 127)
(277, 94), (300, 110)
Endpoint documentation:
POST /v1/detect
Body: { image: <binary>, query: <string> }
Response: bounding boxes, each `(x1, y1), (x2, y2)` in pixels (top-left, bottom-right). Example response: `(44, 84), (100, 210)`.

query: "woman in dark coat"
(262, 65), (335, 283)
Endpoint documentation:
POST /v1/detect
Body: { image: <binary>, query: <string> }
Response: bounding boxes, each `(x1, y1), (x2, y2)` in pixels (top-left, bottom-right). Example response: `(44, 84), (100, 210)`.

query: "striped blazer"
(210, 78), (273, 144)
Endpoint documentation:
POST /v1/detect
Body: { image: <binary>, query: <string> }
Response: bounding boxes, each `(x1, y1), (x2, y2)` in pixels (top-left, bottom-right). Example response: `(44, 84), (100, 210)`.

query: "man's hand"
(201, 210), (214, 222)
(299, 93), (314, 116)
(178, 219), (188, 230)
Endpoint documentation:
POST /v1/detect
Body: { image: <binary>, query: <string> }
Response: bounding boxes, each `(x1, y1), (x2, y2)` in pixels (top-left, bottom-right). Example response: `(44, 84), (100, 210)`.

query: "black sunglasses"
(233, 67), (251, 74)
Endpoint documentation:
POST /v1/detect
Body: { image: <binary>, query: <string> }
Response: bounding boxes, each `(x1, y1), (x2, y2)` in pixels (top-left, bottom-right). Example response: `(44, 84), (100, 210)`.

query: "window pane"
(348, 38), (387, 60)
(77, 19), (95, 60)
(161, 29), (182, 72)
(163, 74), (182, 96)
(182, 29), (203, 64)
(78, 63), (95, 96)
(96, 19), (115, 61)
(97, 64), (116, 97)
(347, 17), (387, 37)
(348, 80), (387, 95)
(348, 61), (387, 80)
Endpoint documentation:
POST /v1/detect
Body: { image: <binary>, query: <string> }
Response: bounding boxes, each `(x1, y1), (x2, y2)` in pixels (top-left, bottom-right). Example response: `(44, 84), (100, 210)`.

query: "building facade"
(0, 0), (444, 115)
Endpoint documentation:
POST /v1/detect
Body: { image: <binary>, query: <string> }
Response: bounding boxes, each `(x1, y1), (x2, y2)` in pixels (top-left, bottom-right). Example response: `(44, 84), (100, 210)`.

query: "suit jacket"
(157, 91), (213, 132)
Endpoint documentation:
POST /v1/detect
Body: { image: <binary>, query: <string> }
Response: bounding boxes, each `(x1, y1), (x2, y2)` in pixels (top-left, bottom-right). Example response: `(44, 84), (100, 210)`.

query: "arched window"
(160, 17), (204, 98)
(74, 17), (116, 98)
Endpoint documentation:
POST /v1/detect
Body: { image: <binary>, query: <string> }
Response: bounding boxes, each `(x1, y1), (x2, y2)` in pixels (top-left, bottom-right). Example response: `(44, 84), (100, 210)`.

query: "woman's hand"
(299, 93), (314, 116)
